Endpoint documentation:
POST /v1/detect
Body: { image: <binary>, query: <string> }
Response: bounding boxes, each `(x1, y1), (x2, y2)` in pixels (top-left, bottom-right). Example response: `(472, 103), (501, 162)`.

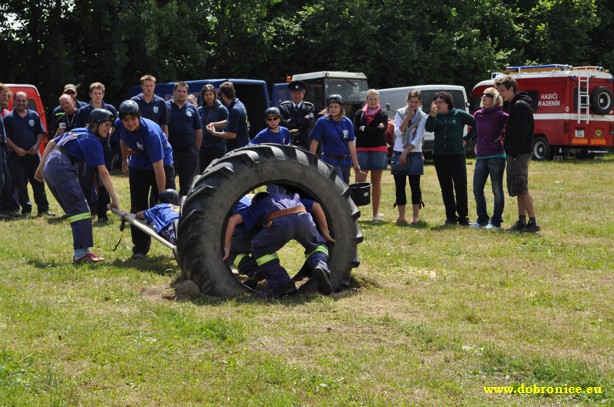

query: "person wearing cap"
(130, 74), (169, 137)
(279, 80), (315, 150)
(309, 94), (361, 184)
(115, 100), (175, 259)
(248, 107), (291, 146)
(49, 84), (87, 138)
(34, 109), (120, 263)
(76, 82), (119, 222)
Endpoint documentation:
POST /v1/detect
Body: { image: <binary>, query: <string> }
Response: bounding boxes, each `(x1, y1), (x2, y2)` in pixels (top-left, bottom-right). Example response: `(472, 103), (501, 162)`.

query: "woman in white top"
(391, 90), (427, 224)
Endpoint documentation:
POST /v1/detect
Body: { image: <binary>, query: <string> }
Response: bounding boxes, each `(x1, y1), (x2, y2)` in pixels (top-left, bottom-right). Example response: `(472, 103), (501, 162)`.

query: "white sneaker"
(469, 222), (483, 229)
(373, 214), (384, 222)
(484, 222), (500, 230)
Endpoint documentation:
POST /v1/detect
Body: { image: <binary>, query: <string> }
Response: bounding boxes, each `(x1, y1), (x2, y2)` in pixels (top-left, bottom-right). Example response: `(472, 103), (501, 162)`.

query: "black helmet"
(159, 189), (179, 205)
(90, 108), (115, 124)
(264, 107), (281, 119)
(326, 94), (344, 105)
(118, 100), (140, 119)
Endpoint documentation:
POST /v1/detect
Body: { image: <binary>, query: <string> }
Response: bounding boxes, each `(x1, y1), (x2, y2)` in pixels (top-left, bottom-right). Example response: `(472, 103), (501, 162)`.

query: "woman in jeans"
(198, 84), (229, 172)
(391, 90), (427, 224)
(425, 91), (476, 225)
(471, 87), (508, 230)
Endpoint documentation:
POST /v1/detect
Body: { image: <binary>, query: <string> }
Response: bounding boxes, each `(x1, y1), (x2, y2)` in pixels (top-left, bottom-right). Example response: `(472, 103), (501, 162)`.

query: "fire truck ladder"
(577, 71), (591, 124)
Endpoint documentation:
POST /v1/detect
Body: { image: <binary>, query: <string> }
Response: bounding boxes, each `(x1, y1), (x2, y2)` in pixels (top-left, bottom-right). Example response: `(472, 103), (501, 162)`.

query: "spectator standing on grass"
(0, 83), (20, 219)
(4, 91), (55, 217)
(35, 109), (120, 263)
(392, 90), (427, 225)
(309, 94), (361, 184)
(353, 89), (388, 222)
(495, 76), (540, 233)
(471, 87), (508, 230)
(198, 84), (229, 172)
(206, 81), (249, 153)
(76, 82), (118, 223)
(49, 84), (87, 136)
(131, 75), (169, 137)
(51, 94), (80, 137)
(166, 81), (202, 196)
(116, 100), (175, 259)
(279, 80), (315, 150)
(425, 91), (476, 226)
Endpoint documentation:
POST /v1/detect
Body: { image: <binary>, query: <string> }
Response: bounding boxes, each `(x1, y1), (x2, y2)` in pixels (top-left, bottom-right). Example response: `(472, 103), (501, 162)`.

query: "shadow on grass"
(109, 255), (177, 275)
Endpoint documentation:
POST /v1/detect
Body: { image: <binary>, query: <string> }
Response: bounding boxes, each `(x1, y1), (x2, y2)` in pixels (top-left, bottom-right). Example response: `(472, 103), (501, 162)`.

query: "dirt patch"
(140, 279), (202, 301)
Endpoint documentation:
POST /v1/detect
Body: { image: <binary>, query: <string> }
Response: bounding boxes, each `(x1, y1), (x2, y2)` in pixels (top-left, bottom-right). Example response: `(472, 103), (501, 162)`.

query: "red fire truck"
(471, 64), (614, 159)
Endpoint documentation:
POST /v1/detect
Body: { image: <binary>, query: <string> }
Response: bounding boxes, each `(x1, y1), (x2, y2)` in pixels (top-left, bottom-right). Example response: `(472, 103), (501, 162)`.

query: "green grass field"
(0, 156), (612, 406)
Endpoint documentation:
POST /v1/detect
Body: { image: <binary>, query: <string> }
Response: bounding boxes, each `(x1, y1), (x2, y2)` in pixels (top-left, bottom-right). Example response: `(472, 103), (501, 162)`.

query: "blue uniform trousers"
(251, 212), (328, 289)
(229, 225), (260, 278)
(9, 152), (50, 214)
(43, 150), (93, 250)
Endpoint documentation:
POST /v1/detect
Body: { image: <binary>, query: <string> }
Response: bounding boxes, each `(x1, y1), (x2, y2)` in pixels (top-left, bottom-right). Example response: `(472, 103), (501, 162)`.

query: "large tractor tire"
(176, 144), (363, 298)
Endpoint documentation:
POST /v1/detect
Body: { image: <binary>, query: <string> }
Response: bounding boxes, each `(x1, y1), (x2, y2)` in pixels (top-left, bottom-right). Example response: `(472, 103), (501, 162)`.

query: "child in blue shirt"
(136, 189), (180, 244)
(248, 107), (292, 146)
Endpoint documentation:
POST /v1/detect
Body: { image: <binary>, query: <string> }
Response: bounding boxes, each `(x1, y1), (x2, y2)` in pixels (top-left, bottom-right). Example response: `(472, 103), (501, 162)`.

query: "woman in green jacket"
(425, 91), (476, 225)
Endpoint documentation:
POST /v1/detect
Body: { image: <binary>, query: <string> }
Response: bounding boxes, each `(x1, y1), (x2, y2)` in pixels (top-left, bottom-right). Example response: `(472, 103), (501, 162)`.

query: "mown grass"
(0, 156), (612, 406)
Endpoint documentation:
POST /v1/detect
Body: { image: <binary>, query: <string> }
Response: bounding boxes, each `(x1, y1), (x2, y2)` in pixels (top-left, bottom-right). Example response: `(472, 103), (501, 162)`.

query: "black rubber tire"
(176, 144), (363, 298)
(590, 87), (614, 115)
(532, 136), (551, 160)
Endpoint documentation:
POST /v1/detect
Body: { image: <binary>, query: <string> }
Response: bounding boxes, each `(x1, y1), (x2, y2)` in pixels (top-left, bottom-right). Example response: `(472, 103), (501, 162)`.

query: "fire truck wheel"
(590, 87), (614, 115)
(532, 136), (551, 161)
(175, 144), (363, 298)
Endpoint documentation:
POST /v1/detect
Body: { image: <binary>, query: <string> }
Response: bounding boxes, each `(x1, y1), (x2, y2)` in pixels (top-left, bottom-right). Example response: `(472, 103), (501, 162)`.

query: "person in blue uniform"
(75, 82), (118, 222)
(131, 74), (169, 137)
(115, 100), (175, 259)
(206, 81), (249, 152)
(198, 84), (229, 172)
(224, 192), (334, 298)
(166, 81), (202, 196)
(248, 107), (291, 146)
(279, 80), (315, 150)
(4, 91), (54, 217)
(135, 189), (180, 245)
(34, 109), (120, 263)
(309, 94), (361, 184)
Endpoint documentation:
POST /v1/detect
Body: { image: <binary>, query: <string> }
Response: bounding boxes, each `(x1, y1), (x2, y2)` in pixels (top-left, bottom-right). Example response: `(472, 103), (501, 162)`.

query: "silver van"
(377, 85), (469, 157)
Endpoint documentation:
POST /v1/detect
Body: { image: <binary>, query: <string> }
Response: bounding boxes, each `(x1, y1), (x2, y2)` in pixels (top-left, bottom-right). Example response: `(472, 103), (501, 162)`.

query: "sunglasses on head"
(65, 90), (76, 95)
(482, 93), (494, 98)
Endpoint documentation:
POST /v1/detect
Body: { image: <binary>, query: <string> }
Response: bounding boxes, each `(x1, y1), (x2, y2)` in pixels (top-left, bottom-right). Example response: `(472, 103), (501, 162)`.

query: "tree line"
(1, 0), (612, 115)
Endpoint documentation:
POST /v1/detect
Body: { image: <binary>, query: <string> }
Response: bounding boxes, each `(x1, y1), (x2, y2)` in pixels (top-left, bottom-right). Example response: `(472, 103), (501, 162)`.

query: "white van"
(377, 85), (470, 157)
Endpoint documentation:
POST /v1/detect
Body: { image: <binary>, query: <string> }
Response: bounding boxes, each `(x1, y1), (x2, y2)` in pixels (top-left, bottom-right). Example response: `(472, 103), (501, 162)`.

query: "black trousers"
(173, 145), (199, 196)
(9, 152), (49, 214)
(433, 154), (468, 221)
(199, 146), (226, 173)
(129, 165), (175, 255)
(0, 144), (19, 212)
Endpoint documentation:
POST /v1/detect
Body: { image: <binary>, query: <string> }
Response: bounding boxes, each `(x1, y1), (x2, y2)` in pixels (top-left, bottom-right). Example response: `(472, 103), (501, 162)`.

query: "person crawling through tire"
(135, 189), (180, 245)
(223, 191), (335, 298)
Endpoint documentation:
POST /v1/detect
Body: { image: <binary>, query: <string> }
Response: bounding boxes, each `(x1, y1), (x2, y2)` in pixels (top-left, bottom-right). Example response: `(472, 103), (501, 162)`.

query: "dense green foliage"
(1, 0), (613, 112)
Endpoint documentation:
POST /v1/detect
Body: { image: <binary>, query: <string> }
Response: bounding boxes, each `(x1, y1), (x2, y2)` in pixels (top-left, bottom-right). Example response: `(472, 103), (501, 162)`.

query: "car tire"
(532, 136), (552, 160)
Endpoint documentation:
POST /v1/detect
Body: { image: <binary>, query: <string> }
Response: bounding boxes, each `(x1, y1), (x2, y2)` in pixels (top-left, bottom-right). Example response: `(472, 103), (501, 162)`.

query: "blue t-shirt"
(54, 128), (106, 168)
(199, 99), (229, 150)
(115, 117), (174, 170)
(248, 126), (291, 146)
(166, 100), (202, 151)
(144, 203), (180, 233)
(309, 115), (355, 165)
(4, 109), (46, 149)
(131, 93), (169, 125)
(225, 98), (249, 151)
